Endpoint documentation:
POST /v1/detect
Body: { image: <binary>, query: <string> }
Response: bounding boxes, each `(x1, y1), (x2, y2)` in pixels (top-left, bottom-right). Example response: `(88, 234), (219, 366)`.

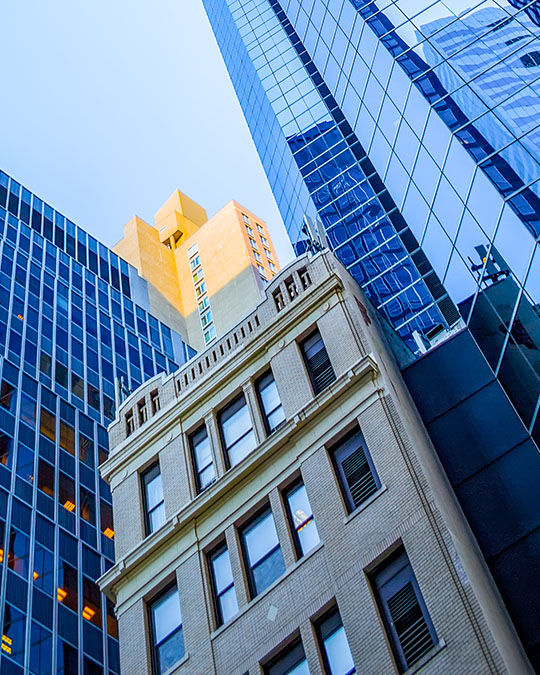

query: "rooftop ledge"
(98, 353), (381, 601)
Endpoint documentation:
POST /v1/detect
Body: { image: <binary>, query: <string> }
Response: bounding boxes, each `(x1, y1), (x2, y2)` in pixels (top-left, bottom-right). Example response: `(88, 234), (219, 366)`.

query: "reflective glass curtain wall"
(203, 0), (540, 443)
(0, 170), (191, 674)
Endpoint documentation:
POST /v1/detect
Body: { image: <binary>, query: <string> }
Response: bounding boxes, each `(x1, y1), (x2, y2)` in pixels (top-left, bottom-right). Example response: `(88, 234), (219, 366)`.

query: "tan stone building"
(99, 251), (529, 674)
(113, 190), (280, 352)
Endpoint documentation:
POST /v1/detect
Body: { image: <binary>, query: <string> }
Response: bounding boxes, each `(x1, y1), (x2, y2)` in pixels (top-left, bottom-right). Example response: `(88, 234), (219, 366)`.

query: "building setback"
(113, 190), (280, 352)
(99, 251), (529, 674)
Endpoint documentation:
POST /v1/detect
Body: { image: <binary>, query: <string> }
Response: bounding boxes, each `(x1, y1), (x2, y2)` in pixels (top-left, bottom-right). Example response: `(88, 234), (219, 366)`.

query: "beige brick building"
(99, 251), (529, 674)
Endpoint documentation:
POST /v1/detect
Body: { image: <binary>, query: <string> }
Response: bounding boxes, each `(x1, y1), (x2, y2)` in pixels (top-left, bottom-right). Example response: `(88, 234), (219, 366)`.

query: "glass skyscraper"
(0, 170), (192, 673)
(202, 0), (540, 444)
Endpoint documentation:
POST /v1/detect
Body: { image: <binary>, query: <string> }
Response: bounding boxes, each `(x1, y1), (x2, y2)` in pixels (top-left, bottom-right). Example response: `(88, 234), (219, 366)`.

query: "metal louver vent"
(341, 445), (378, 507)
(387, 582), (434, 668)
(308, 348), (336, 393)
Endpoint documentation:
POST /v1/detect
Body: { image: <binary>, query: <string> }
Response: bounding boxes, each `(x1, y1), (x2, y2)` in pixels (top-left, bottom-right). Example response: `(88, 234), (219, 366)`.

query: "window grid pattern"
(202, 0), (540, 441)
(0, 173), (192, 673)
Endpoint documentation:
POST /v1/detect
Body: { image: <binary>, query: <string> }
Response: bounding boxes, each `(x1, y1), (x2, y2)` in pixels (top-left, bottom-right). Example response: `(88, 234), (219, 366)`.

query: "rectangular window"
(218, 395), (256, 467)
(330, 428), (380, 513)
(264, 248), (273, 260)
(142, 463), (165, 535)
(269, 262), (277, 272)
(195, 282), (207, 298)
(249, 237), (258, 250)
(150, 390), (160, 415)
(200, 309), (212, 328)
(254, 251), (262, 263)
(256, 372), (285, 434)
(371, 548), (437, 672)
(204, 325), (216, 344)
(300, 330), (336, 395)
(125, 410), (135, 436)
(260, 236), (268, 246)
(189, 254), (200, 270)
(209, 544), (238, 626)
(149, 585), (184, 675)
(256, 223), (264, 234)
(198, 297), (209, 312)
(264, 639), (309, 675)
(315, 607), (356, 675)
(241, 507), (285, 597)
(285, 482), (319, 558)
(189, 426), (215, 493)
(242, 213), (250, 224)
(138, 399), (148, 426)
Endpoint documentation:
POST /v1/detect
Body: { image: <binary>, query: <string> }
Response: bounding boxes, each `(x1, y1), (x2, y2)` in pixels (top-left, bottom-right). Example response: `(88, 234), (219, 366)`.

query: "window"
(200, 309), (212, 328)
(256, 223), (264, 234)
(198, 297), (209, 312)
(195, 282), (207, 298)
(285, 482), (319, 557)
(209, 544), (238, 626)
(249, 237), (258, 250)
(125, 410), (135, 436)
(218, 394), (256, 467)
(330, 428), (380, 513)
(265, 248), (273, 260)
(241, 507), (285, 597)
(371, 548), (437, 672)
(256, 372), (285, 434)
(300, 331), (336, 395)
(142, 463), (165, 535)
(149, 585), (184, 675)
(315, 608), (356, 675)
(242, 213), (250, 224)
(257, 264), (267, 279)
(204, 325), (216, 344)
(150, 390), (160, 415)
(254, 251), (262, 263)
(264, 639), (309, 675)
(189, 254), (201, 270)
(189, 426), (215, 492)
(269, 262), (277, 272)
(192, 269), (204, 284)
(260, 235), (268, 246)
(138, 399), (148, 425)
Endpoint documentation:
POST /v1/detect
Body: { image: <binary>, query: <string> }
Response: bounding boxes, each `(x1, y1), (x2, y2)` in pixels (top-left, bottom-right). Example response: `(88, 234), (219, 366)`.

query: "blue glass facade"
(0, 170), (192, 673)
(202, 0), (540, 443)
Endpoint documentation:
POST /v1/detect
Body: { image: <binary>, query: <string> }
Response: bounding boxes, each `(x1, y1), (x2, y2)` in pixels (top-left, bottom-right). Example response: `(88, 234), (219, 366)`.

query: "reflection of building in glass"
(420, 6), (540, 197)
(202, 0), (540, 667)
(202, 0), (540, 442)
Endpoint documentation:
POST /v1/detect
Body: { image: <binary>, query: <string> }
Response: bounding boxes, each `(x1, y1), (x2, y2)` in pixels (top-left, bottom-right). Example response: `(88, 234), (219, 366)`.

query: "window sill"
(404, 640), (446, 675)
(163, 652), (190, 674)
(210, 543), (324, 640)
(343, 485), (387, 525)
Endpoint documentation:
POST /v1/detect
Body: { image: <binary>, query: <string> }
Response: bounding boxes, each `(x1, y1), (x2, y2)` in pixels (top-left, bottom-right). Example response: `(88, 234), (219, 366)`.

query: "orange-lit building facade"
(114, 191), (280, 352)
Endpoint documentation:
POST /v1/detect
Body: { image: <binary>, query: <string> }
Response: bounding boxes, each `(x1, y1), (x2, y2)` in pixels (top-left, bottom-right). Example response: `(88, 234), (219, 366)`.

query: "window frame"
(141, 462), (165, 537)
(188, 424), (216, 494)
(255, 371), (285, 435)
(217, 393), (256, 469)
(329, 428), (381, 514)
(299, 330), (336, 395)
(208, 542), (238, 628)
(370, 548), (438, 673)
(315, 606), (356, 675)
(283, 480), (319, 559)
(263, 637), (308, 675)
(148, 583), (184, 675)
(240, 505), (285, 599)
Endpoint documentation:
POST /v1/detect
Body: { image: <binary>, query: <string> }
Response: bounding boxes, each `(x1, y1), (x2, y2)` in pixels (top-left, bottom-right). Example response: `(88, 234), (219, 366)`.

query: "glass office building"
(0, 170), (192, 674)
(202, 0), (540, 444)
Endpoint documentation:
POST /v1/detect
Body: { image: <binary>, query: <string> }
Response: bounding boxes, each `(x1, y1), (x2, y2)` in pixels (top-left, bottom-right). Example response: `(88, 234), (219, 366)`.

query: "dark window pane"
(331, 428), (380, 512)
(219, 395), (256, 467)
(190, 426), (215, 492)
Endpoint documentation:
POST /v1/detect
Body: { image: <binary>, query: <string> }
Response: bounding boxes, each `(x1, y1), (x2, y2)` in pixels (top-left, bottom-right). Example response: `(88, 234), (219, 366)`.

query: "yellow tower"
(113, 191), (280, 351)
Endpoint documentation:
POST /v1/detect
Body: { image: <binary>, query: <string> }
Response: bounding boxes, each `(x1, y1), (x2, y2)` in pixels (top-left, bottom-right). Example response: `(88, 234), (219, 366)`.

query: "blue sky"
(0, 0), (293, 264)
